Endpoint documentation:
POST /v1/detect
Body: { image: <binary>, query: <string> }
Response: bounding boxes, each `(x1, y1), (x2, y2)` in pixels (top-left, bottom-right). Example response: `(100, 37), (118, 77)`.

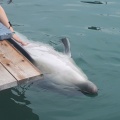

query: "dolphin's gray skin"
(23, 38), (98, 95)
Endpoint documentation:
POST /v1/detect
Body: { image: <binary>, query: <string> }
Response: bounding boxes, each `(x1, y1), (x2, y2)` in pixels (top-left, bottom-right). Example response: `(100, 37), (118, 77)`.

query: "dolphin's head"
(76, 81), (98, 95)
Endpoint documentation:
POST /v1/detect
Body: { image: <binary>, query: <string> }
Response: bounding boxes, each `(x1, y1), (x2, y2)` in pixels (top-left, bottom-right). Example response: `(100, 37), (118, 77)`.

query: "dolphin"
(23, 38), (98, 95)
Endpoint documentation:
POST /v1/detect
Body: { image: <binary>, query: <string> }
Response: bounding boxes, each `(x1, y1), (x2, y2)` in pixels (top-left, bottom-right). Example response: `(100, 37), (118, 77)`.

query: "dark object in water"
(8, 0), (12, 4)
(81, 1), (103, 4)
(88, 26), (101, 30)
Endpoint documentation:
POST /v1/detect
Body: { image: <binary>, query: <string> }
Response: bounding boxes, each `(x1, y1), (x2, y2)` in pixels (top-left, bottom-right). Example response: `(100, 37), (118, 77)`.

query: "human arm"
(0, 6), (28, 46)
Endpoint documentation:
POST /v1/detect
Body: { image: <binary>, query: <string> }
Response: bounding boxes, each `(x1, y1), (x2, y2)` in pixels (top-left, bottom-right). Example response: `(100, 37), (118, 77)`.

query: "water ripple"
(101, 27), (120, 35)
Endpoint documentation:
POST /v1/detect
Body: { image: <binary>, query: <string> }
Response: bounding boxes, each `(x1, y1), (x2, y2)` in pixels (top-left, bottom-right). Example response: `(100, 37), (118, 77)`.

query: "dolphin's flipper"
(61, 37), (71, 57)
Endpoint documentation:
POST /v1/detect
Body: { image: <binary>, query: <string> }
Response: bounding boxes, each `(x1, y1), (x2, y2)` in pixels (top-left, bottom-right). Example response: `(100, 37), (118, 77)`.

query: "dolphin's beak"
(77, 81), (98, 95)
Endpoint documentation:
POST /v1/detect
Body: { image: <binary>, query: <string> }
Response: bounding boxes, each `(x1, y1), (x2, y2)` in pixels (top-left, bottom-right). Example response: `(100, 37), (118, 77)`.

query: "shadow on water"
(0, 88), (39, 120)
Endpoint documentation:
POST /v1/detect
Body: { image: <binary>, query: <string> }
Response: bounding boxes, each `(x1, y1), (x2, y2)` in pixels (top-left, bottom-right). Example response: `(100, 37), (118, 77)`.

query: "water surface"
(1, 0), (120, 120)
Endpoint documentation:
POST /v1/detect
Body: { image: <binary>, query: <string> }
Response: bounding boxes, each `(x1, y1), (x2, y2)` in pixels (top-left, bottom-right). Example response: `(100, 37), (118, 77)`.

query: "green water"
(1, 0), (120, 120)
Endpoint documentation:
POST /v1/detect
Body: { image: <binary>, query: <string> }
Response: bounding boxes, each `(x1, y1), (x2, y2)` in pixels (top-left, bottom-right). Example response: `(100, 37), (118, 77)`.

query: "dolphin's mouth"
(79, 89), (98, 97)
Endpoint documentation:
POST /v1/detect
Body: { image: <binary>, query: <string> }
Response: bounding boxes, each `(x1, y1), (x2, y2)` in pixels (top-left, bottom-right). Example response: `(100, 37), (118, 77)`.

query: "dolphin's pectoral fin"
(60, 37), (71, 57)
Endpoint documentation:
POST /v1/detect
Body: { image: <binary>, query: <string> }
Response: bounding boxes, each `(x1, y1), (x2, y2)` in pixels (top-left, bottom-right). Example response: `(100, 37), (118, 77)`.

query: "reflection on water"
(0, 88), (39, 120)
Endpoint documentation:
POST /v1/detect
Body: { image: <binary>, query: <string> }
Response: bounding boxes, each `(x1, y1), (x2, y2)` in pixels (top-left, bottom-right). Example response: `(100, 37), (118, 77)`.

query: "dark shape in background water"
(88, 26), (101, 30)
(81, 1), (107, 4)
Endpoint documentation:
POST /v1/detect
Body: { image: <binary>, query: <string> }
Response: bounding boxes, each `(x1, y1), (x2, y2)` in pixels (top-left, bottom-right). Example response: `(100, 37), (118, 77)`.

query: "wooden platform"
(0, 40), (41, 91)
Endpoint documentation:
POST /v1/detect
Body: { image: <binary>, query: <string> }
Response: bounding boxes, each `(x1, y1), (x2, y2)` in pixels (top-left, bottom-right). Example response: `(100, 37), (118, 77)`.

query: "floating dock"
(0, 23), (41, 91)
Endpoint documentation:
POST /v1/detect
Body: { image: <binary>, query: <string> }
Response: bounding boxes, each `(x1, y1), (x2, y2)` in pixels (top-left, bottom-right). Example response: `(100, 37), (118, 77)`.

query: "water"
(1, 0), (120, 120)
